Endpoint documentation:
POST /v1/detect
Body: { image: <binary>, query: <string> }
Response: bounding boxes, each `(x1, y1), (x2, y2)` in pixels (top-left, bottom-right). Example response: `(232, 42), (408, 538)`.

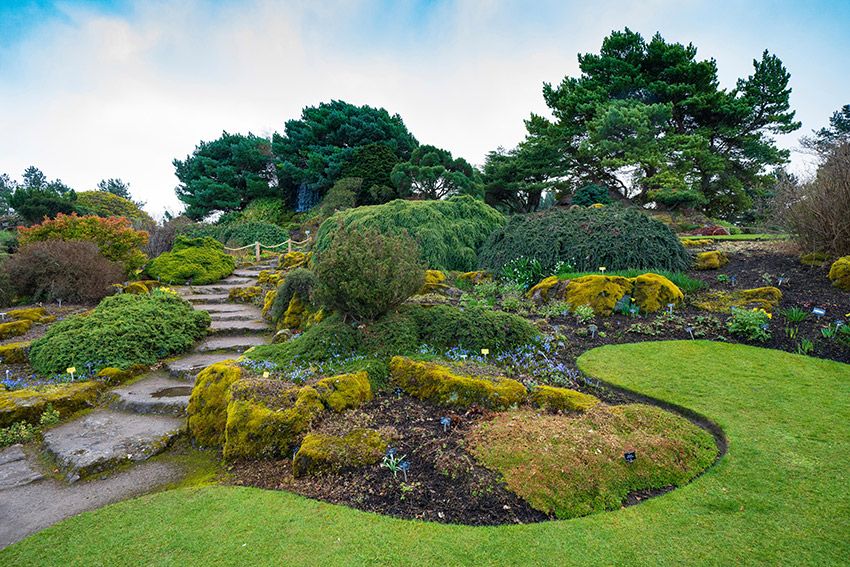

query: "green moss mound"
(315, 372), (373, 412)
(828, 256), (850, 291)
(29, 289), (210, 375)
(187, 361), (242, 447)
(468, 404), (717, 519)
(390, 356), (527, 410)
(694, 250), (729, 270)
(479, 206), (691, 274)
(146, 236), (235, 285)
(314, 196), (505, 271)
(293, 428), (387, 478)
(528, 385), (600, 412)
(7, 307), (55, 323)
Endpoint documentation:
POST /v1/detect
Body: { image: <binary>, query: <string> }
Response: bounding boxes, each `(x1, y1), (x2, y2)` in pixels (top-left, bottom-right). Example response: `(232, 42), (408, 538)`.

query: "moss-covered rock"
(0, 381), (106, 427)
(223, 385), (324, 461)
(257, 270), (284, 286)
(123, 281), (149, 295)
(631, 273), (684, 312)
(282, 251), (308, 269)
(0, 319), (32, 340)
(279, 293), (323, 331)
(0, 342), (30, 364)
(529, 385), (600, 412)
(419, 270), (448, 294)
(390, 356), (526, 410)
(828, 256), (850, 291)
(694, 250), (729, 270)
(261, 289), (277, 319)
(228, 286), (262, 303)
(693, 287), (783, 313)
(457, 271), (492, 285)
(292, 428), (387, 478)
(315, 372), (372, 412)
(187, 361), (242, 447)
(564, 275), (633, 316)
(7, 307), (55, 323)
(95, 367), (135, 385)
(800, 251), (830, 267)
(681, 238), (713, 248)
(527, 276), (568, 304)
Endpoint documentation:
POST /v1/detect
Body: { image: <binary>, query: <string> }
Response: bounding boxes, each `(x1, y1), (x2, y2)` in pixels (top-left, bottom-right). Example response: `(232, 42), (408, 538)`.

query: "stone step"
(194, 303), (252, 313)
(0, 445), (43, 490)
(209, 319), (269, 335)
(181, 283), (251, 295)
(165, 352), (239, 379)
(195, 335), (269, 353)
(42, 409), (184, 482)
(109, 373), (193, 416)
(233, 268), (266, 277)
(220, 276), (254, 285)
(184, 294), (229, 304)
(209, 307), (263, 321)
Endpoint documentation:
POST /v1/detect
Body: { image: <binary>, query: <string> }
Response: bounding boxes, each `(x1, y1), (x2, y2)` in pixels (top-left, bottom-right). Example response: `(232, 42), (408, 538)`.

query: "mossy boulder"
(187, 361), (242, 447)
(261, 290), (277, 319)
(123, 282), (150, 295)
(0, 381), (106, 427)
(800, 251), (830, 267)
(390, 356), (526, 410)
(563, 275), (633, 315)
(694, 250), (729, 270)
(315, 372), (372, 412)
(529, 385), (600, 412)
(223, 385), (324, 461)
(229, 286), (262, 303)
(631, 273), (684, 312)
(280, 293), (322, 331)
(0, 342), (30, 364)
(0, 319), (32, 340)
(282, 251), (308, 269)
(257, 270), (284, 286)
(527, 276), (568, 304)
(457, 271), (492, 285)
(419, 270), (448, 294)
(7, 307), (55, 324)
(828, 256), (850, 291)
(95, 367), (135, 385)
(693, 287), (783, 313)
(292, 428), (387, 478)
(681, 238), (712, 248)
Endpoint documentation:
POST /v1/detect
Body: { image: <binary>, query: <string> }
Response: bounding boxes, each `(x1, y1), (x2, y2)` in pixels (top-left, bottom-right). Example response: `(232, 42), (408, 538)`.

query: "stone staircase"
(0, 263), (275, 485)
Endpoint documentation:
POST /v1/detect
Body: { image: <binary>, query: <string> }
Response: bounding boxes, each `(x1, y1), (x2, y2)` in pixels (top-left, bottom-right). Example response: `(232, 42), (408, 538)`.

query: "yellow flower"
(262, 371), (270, 379)
(66, 367), (76, 375)
(766, 312), (772, 319)
(481, 348), (490, 356)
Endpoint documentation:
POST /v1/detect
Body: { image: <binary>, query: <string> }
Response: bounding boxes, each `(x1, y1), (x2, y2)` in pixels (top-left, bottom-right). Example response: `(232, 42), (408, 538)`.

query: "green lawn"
(679, 233), (789, 241)
(3, 342), (848, 566)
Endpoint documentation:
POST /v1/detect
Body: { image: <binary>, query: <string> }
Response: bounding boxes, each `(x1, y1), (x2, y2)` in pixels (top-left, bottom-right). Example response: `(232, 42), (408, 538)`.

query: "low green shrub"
(182, 221), (291, 247)
(29, 289), (210, 375)
(269, 268), (319, 324)
(315, 195), (505, 271)
(314, 225), (424, 321)
(479, 206), (691, 274)
(726, 307), (771, 342)
(146, 236), (235, 284)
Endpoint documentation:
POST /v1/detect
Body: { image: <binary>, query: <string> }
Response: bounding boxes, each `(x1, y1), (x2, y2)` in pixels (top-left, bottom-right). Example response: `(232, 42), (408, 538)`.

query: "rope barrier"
(223, 238), (312, 261)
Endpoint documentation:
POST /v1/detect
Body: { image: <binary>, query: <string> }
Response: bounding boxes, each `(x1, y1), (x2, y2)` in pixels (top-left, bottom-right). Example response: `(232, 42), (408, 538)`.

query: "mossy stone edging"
(292, 428), (387, 478)
(315, 372), (372, 412)
(0, 381), (107, 428)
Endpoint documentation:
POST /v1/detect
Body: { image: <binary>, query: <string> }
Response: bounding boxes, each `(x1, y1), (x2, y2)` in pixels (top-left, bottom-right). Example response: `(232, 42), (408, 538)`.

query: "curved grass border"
(2, 341), (848, 565)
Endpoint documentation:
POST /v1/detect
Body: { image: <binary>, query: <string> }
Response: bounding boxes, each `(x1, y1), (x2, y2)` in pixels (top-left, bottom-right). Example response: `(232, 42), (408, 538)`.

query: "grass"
(2, 341), (848, 566)
(679, 233), (789, 241)
(558, 269), (706, 294)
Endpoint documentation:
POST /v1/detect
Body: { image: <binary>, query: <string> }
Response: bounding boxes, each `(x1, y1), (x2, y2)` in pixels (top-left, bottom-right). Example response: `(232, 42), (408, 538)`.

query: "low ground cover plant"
(28, 288), (209, 375)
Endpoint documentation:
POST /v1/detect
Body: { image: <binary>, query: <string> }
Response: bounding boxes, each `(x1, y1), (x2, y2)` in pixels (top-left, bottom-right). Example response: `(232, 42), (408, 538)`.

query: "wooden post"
(288, 239), (292, 253)
(255, 241), (261, 263)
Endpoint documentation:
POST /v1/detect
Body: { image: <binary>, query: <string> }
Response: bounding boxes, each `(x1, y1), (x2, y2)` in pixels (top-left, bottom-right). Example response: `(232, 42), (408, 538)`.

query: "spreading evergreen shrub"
(146, 236), (235, 284)
(29, 289), (210, 375)
(269, 268), (319, 324)
(572, 184), (612, 206)
(479, 206), (690, 274)
(314, 225), (424, 321)
(182, 221), (290, 247)
(75, 191), (154, 228)
(314, 195), (505, 271)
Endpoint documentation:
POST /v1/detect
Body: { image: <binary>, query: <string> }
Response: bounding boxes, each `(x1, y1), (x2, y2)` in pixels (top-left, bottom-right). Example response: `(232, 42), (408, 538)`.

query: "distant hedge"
(479, 206), (691, 274)
(314, 196), (505, 271)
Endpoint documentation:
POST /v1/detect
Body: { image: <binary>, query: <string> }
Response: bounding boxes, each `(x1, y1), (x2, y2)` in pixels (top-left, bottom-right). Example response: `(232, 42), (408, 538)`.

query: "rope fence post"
(255, 241), (261, 263)
(288, 240), (292, 253)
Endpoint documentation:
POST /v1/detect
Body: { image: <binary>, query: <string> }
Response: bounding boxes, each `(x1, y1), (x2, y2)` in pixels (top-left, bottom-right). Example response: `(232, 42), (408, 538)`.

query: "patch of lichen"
(0, 381), (106, 428)
(694, 250), (729, 270)
(828, 256), (850, 291)
(390, 356), (526, 410)
(0, 319), (32, 340)
(693, 286), (783, 313)
(228, 286), (262, 304)
(292, 428), (387, 478)
(800, 251), (830, 267)
(527, 274), (683, 316)
(418, 270), (448, 295)
(280, 293), (323, 331)
(223, 385), (324, 461)
(681, 238), (712, 248)
(122, 282), (150, 295)
(0, 342), (30, 364)
(315, 371), (373, 412)
(257, 270), (284, 286)
(529, 385), (600, 413)
(7, 307), (55, 324)
(187, 361), (242, 447)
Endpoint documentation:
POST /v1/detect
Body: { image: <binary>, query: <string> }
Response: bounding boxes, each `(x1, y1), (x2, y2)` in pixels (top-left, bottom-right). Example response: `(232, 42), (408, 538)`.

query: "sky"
(1, 0), (848, 218)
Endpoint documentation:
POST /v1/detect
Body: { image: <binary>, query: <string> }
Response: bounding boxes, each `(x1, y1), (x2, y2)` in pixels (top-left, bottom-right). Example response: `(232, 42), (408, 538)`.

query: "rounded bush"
(479, 206), (691, 274)
(146, 236), (235, 284)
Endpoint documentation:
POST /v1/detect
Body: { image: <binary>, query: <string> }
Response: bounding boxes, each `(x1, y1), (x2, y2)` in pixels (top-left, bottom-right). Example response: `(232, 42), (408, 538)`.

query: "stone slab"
(0, 446), (43, 490)
(165, 352), (238, 379)
(42, 409), (184, 482)
(195, 335), (269, 353)
(209, 319), (269, 335)
(209, 307), (263, 321)
(109, 373), (193, 416)
(184, 293), (229, 304)
(194, 303), (252, 313)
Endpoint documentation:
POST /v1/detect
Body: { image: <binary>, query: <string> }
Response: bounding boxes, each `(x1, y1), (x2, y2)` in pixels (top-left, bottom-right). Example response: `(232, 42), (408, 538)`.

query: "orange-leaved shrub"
(17, 213), (148, 274)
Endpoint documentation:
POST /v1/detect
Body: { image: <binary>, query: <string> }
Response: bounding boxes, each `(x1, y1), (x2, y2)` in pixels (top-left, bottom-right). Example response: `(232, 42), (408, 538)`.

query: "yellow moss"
(228, 286), (262, 303)
(123, 282), (149, 295)
(261, 289), (277, 319)
(529, 385), (600, 412)
(282, 251), (308, 269)
(138, 279), (162, 290)
(590, 203), (606, 209)
(693, 287), (783, 313)
(681, 238), (712, 248)
(564, 276), (633, 316)
(419, 270), (448, 294)
(95, 367), (134, 385)
(694, 250), (729, 270)
(457, 271), (492, 285)
(0, 319), (32, 340)
(0, 381), (106, 428)
(187, 361), (242, 447)
(282, 293), (306, 330)
(0, 342), (29, 364)
(526, 276), (564, 303)
(800, 251), (830, 267)
(828, 256), (850, 291)
(292, 428), (387, 478)
(223, 385), (324, 461)
(390, 356), (526, 410)
(315, 372), (373, 412)
(631, 273), (684, 313)
(257, 270), (284, 286)
(7, 307), (53, 323)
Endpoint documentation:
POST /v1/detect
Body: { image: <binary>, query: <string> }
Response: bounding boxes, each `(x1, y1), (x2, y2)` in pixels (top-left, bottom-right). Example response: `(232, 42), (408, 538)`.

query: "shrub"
(572, 184), (612, 206)
(315, 177), (359, 219)
(828, 256), (850, 291)
(74, 191), (154, 228)
(726, 307), (772, 342)
(5, 240), (124, 304)
(269, 268), (319, 323)
(314, 225), (424, 321)
(182, 221), (290, 247)
(479, 206), (691, 274)
(145, 236), (235, 284)
(17, 213), (148, 274)
(28, 289), (210, 375)
(315, 195), (505, 271)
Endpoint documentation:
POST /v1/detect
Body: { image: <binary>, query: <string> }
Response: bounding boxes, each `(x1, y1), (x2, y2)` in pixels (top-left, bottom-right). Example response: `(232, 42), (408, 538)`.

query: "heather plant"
(17, 213), (148, 274)
(5, 240), (124, 304)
